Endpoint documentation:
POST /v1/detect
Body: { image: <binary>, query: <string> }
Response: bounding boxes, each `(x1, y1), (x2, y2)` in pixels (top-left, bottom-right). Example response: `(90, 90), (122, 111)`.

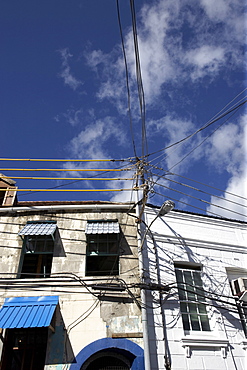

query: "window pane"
(200, 315), (210, 331)
(44, 238), (54, 253)
(177, 285), (187, 301)
(187, 287), (196, 301)
(35, 238), (46, 253)
(193, 271), (202, 286)
(86, 255), (119, 276)
(191, 314), (200, 330)
(198, 303), (207, 314)
(196, 287), (206, 301)
(108, 241), (118, 254)
(25, 237), (36, 253)
(98, 241), (108, 254)
(188, 303), (197, 314)
(184, 271), (193, 285)
(175, 269), (183, 283)
(180, 302), (188, 313)
(181, 314), (190, 331)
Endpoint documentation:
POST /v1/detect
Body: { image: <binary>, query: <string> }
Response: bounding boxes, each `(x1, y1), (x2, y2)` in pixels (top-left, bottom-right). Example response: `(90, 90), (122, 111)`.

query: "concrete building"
(0, 195), (144, 369)
(142, 204), (247, 370)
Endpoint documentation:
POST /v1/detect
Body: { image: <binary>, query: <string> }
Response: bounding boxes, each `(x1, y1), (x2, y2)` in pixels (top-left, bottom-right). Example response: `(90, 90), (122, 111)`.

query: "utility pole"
(135, 157), (152, 370)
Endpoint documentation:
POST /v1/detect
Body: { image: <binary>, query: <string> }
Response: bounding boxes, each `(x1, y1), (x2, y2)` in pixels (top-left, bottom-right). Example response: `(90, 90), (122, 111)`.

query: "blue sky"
(1, 0), (246, 220)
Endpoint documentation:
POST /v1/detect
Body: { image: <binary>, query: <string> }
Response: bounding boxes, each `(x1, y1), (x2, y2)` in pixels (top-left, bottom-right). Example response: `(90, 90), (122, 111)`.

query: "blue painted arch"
(69, 337), (144, 370)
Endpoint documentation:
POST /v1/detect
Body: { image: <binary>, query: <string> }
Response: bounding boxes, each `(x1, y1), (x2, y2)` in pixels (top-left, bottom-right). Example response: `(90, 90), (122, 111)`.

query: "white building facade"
(142, 205), (247, 370)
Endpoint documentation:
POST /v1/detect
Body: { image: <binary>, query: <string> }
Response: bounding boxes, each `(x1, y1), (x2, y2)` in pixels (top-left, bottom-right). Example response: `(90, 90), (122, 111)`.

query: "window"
(0, 328), (48, 370)
(175, 264), (210, 331)
(85, 220), (120, 276)
(18, 221), (56, 278)
(0, 295), (59, 370)
(227, 268), (247, 338)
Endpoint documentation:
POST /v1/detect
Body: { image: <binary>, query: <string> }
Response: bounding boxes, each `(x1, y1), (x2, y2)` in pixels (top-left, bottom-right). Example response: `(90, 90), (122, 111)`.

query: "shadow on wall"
(54, 228), (66, 258)
(46, 305), (76, 365)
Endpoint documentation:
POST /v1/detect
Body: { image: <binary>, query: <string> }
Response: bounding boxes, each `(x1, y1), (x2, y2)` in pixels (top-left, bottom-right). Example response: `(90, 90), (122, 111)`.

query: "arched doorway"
(81, 349), (131, 370)
(69, 338), (144, 370)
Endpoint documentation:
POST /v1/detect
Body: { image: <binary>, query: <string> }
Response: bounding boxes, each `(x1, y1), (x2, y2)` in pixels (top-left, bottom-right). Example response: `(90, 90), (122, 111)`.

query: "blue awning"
(0, 296), (59, 329)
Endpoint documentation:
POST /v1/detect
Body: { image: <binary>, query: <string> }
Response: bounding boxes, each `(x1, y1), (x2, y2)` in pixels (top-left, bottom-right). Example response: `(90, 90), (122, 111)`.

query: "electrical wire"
(144, 98), (247, 159)
(0, 187), (138, 192)
(16, 159), (136, 197)
(0, 176), (134, 181)
(150, 181), (246, 218)
(152, 190), (236, 218)
(0, 167), (131, 172)
(146, 91), (247, 169)
(0, 158), (125, 162)
(150, 101), (242, 177)
(148, 164), (247, 202)
(116, 0), (137, 158)
(149, 168), (246, 210)
(130, 0), (148, 158)
(171, 109), (241, 172)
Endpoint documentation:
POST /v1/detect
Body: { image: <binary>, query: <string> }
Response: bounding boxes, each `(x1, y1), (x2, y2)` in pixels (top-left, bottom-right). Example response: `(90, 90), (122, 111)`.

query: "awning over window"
(0, 296), (59, 329)
(19, 222), (57, 236)
(86, 220), (120, 234)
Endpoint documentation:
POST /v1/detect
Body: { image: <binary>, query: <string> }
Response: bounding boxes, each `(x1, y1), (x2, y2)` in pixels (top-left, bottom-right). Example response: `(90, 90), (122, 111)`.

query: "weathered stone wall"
(0, 205), (143, 368)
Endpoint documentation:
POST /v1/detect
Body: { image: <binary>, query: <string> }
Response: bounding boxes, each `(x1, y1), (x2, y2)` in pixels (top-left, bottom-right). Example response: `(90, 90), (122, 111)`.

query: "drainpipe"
(136, 198), (151, 370)
(137, 200), (175, 370)
(0, 203), (134, 213)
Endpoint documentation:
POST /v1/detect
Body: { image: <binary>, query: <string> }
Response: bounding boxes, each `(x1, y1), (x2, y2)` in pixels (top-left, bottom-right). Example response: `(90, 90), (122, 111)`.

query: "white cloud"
(84, 0), (245, 110)
(199, 0), (231, 21)
(68, 116), (126, 160)
(199, 0), (246, 43)
(58, 48), (83, 91)
(147, 115), (203, 173)
(56, 0), (246, 209)
(206, 114), (247, 220)
(109, 170), (137, 203)
(205, 117), (246, 175)
(207, 170), (247, 221)
(185, 46), (225, 81)
(64, 108), (84, 126)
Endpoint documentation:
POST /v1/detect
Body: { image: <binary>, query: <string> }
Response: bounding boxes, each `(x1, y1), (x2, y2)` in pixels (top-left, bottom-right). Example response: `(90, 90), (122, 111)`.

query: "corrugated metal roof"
(86, 221), (120, 234)
(0, 296), (59, 329)
(18, 222), (57, 236)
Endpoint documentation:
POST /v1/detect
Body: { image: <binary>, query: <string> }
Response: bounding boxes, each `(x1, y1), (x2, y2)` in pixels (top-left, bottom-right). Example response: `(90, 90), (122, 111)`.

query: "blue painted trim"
(69, 337), (144, 370)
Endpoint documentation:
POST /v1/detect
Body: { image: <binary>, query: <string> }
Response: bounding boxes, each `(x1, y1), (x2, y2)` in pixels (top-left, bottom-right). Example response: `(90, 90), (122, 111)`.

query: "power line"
(0, 188), (138, 192)
(116, 0), (137, 158)
(0, 167), (131, 172)
(147, 163), (247, 202)
(0, 158), (125, 162)
(0, 176), (134, 181)
(18, 159), (136, 197)
(149, 168), (246, 210)
(151, 180), (246, 218)
(152, 190), (241, 219)
(167, 106), (243, 172)
(130, 0), (148, 158)
(144, 98), (247, 159)
(150, 102), (242, 175)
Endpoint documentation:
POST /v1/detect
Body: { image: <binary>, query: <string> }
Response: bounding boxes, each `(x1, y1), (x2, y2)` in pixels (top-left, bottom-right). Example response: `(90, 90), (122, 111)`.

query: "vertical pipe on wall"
(136, 194), (151, 370)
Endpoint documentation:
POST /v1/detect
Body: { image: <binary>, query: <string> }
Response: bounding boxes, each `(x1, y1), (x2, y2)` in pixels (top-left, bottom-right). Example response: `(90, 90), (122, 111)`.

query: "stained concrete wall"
(0, 204), (143, 369)
(143, 206), (247, 370)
